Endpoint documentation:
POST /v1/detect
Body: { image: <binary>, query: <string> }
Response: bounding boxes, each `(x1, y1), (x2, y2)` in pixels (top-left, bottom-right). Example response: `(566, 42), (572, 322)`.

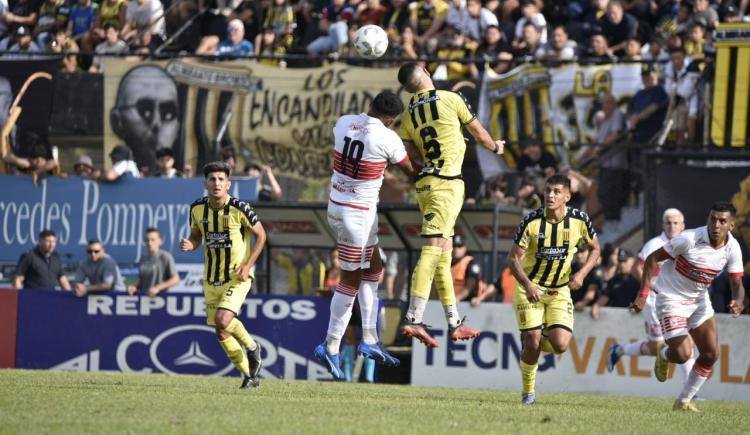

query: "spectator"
(323, 248), (341, 289)
(431, 25), (478, 80)
(220, 146), (236, 175)
(73, 154), (95, 177)
(517, 142), (557, 182)
(687, 0), (718, 29)
(13, 229), (71, 290)
(514, 0), (547, 44)
(4, 143), (58, 178)
(571, 245), (603, 312)
(597, 242), (620, 285)
(450, 234), (484, 302)
(48, 25), (79, 73)
(6, 25), (41, 57)
(595, 93), (628, 221)
(463, 0), (499, 43)
(626, 65), (668, 144)
(244, 162), (283, 201)
(306, 0), (353, 56)
(588, 32), (615, 62)
(445, 0), (468, 36)
(580, 0), (608, 40)
(4, 0), (38, 33)
(591, 248), (638, 319)
(354, 0), (387, 27)
(514, 176), (543, 210)
(74, 239), (126, 297)
(641, 36), (668, 62)
(384, 0), (410, 46)
(97, 144), (140, 181)
(622, 38), (641, 60)
(410, 0), (449, 53)
(92, 0), (126, 42)
(475, 265), (515, 305)
(122, 0), (165, 46)
(155, 147), (181, 178)
(468, 174), (514, 206)
(664, 47), (701, 145)
(68, 0), (98, 51)
(475, 24), (513, 74)
(89, 23), (128, 73)
(260, 0), (296, 49)
(34, 0), (68, 47)
(684, 22), (706, 60)
(0, 0), (8, 38)
(127, 227), (180, 297)
(255, 26), (286, 66)
(274, 249), (326, 295)
(535, 25), (576, 61)
(512, 21), (543, 62)
(600, 0), (638, 55)
(216, 18), (254, 57)
(391, 25), (421, 59)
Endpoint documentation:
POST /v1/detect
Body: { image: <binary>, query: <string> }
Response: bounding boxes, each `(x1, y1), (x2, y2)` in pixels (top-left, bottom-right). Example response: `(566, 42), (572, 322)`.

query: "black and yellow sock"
(226, 318), (257, 350)
(219, 336), (249, 375)
(520, 360), (538, 394)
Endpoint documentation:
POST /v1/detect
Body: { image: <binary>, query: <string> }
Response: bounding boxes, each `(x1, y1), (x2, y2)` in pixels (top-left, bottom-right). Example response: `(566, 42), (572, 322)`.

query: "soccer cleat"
(654, 342), (668, 382)
(400, 322), (439, 348)
(673, 400), (700, 412)
(448, 317), (480, 341)
(247, 343), (263, 379)
(240, 374), (259, 389)
(358, 342), (400, 367)
(521, 392), (536, 405)
(607, 344), (622, 373)
(314, 342), (345, 380)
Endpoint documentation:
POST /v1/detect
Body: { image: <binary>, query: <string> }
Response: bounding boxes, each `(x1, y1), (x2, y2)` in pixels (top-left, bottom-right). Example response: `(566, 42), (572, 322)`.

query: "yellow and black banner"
(711, 23), (750, 147)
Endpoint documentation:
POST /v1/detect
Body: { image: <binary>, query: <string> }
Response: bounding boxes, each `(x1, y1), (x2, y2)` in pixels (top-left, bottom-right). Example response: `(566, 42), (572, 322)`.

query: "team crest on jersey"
(563, 229), (570, 241)
(537, 232), (545, 240)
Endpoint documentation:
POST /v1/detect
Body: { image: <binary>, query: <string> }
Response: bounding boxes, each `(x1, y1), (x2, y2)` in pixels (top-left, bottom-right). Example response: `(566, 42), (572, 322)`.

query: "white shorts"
(327, 201), (377, 271)
(642, 291), (662, 341)
(655, 292), (714, 341)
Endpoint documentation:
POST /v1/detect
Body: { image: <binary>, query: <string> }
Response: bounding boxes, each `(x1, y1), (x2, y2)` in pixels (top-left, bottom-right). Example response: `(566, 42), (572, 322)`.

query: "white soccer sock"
(406, 296), (428, 324)
(677, 362), (712, 402)
(622, 340), (648, 356)
(359, 273), (381, 345)
(443, 304), (461, 329)
(326, 283), (357, 354)
(679, 354), (696, 383)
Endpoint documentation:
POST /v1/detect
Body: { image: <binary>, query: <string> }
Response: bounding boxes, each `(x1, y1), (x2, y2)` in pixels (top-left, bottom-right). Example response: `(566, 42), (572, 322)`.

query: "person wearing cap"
(73, 155), (95, 177)
(626, 64), (669, 143)
(156, 147), (181, 178)
(688, 0), (719, 29)
(216, 19), (254, 57)
(591, 247), (640, 317)
(97, 144), (141, 181)
(450, 234), (485, 302)
(431, 24), (478, 79)
(8, 25), (41, 56)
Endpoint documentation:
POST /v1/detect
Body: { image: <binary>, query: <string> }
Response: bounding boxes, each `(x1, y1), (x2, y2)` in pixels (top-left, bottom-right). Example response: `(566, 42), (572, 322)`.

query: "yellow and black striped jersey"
(513, 207), (597, 288)
(190, 196), (260, 286)
(399, 89), (476, 179)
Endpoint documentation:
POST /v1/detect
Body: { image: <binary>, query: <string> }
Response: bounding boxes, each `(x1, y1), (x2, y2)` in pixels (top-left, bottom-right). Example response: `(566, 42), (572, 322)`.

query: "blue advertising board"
(15, 290), (334, 380)
(0, 175), (257, 263)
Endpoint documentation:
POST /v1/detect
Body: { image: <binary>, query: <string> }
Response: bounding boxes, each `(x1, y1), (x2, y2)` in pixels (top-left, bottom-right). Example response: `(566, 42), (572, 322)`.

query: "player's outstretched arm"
(631, 247), (671, 312)
(180, 227), (202, 252)
(508, 244), (541, 303)
(570, 237), (601, 290)
(237, 222), (267, 282)
(728, 275), (746, 318)
(464, 118), (504, 155)
(395, 156), (418, 183)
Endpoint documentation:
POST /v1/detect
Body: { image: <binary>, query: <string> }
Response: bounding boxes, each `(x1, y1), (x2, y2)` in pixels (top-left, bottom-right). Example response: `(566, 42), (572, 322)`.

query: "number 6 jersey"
(330, 113), (408, 209)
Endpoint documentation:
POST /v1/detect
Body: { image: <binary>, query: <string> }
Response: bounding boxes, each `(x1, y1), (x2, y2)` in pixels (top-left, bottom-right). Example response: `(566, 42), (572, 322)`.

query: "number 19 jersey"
(330, 113), (408, 209)
(399, 89), (476, 178)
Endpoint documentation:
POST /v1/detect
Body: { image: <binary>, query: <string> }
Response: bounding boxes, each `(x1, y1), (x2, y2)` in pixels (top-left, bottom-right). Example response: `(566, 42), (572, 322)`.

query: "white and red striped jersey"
(329, 113), (408, 209)
(655, 226), (744, 299)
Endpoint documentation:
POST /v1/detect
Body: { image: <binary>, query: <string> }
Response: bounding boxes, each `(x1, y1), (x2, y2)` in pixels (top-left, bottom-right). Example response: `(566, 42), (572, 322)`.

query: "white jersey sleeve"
(639, 233), (669, 262)
(727, 238), (745, 276)
(662, 232), (693, 259)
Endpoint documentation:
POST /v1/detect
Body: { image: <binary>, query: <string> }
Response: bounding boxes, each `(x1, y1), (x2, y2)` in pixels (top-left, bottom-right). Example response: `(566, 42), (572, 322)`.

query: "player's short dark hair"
(39, 229), (56, 239)
(203, 161), (231, 178)
(88, 239), (102, 246)
(371, 91), (404, 118)
(145, 227), (160, 236)
(545, 174), (571, 190)
(710, 201), (737, 217)
(397, 62), (423, 92)
(103, 23), (118, 32)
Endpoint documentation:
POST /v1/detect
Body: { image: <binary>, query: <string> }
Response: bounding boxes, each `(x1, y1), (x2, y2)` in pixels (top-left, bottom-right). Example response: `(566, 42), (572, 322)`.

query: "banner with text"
(14, 290), (334, 381)
(412, 301), (750, 402)
(0, 175), (256, 263)
(103, 59), (402, 180)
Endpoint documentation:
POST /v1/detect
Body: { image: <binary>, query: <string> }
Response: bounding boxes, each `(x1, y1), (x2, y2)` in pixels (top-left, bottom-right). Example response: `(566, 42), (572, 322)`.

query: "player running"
(508, 174), (601, 405)
(181, 162), (267, 389)
(314, 91), (417, 380)
(396, 62), (504, 347)
(632, 202), (745, 412)
(607, 208), (696, 380)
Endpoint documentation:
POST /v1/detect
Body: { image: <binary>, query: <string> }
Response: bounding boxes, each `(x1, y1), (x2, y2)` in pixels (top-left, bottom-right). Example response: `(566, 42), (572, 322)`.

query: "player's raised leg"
(357, 247), (400, 367)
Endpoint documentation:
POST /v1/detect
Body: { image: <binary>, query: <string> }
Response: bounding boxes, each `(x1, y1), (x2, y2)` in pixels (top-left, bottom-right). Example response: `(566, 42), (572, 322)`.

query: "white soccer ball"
(354, 25), (389, 59)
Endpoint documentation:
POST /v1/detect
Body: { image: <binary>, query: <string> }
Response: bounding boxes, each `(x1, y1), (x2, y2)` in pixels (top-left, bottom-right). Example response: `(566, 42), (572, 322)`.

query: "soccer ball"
(354, 25), (388, 59)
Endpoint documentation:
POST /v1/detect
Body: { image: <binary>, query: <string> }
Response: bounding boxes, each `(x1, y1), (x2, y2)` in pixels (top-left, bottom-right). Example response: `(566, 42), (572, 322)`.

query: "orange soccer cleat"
(448, 318), (480, 341)
(400, 323), (439, 348)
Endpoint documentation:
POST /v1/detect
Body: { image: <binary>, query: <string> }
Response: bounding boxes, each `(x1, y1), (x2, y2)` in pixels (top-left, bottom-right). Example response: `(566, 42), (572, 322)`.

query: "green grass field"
(0, 369), (747, 434)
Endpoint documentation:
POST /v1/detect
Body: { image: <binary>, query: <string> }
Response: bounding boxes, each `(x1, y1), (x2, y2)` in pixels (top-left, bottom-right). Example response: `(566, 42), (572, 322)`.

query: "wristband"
(639, 286), (650, 298)
(492, 143), (500, 154)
